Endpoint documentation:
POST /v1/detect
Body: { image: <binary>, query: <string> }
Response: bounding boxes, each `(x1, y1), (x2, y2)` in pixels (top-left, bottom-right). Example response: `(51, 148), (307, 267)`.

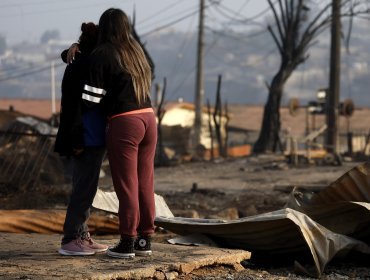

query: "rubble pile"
(0, 112), (66, 201)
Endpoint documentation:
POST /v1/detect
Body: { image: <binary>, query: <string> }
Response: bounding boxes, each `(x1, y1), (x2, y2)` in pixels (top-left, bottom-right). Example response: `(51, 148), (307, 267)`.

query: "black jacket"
(82, 43), (152, 117)
(54, 50), (88, 156)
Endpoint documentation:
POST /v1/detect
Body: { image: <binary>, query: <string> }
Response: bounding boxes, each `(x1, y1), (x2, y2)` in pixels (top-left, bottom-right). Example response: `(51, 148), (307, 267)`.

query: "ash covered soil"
(2, 154), (370, 279)
(154, 156), (370, 279)
(155, 155), (356, 218)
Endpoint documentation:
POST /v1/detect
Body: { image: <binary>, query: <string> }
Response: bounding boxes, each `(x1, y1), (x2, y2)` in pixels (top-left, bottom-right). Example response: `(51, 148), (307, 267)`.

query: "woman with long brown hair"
(82, 8), (157, 259)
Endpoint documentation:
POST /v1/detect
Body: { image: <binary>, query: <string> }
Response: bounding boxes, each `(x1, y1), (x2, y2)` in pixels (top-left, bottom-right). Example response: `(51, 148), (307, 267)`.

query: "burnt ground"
(1, 155), (370, 279)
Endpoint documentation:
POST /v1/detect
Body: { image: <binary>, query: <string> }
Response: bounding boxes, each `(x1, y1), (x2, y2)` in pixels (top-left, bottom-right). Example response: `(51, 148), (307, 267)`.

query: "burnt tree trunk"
(253, 0), (369, 154)
(253, 69), (289, 153)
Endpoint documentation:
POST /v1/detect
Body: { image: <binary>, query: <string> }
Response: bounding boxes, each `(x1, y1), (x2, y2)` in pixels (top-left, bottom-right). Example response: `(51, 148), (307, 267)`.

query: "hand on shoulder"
(67, 43), (81, 64)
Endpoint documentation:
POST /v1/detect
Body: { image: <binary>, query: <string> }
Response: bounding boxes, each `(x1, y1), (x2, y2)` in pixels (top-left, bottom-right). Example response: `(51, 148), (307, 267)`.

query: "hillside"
(0, 21), (370, 106)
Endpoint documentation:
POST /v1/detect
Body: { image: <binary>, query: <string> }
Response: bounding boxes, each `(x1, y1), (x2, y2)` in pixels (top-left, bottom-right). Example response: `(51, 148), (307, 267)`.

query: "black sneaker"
(134, 235), (152, 256)
(107, 236), (135, 259)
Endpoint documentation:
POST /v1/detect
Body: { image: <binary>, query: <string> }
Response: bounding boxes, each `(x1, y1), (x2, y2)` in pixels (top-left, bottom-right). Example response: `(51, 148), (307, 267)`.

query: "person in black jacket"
(55, 22), (108, 256)
(82, 8), (157, 259)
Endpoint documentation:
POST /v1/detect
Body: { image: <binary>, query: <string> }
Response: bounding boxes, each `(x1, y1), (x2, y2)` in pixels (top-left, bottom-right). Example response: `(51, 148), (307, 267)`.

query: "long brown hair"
(98, 8), (152, 105)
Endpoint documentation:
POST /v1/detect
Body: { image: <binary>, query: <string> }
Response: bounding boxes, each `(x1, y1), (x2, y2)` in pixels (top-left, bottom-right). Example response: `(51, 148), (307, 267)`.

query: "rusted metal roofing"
(154, 162), (370, 277)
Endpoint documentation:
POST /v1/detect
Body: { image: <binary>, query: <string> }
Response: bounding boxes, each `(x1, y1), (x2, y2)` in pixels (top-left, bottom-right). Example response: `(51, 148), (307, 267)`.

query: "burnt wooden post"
(156, 78), (167, 166)
(207, 99), (214, 160)
(213, 75), (226, 158)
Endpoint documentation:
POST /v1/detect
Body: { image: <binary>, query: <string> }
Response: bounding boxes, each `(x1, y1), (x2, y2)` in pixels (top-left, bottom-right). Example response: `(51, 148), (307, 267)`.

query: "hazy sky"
(0, 0), (269, 45)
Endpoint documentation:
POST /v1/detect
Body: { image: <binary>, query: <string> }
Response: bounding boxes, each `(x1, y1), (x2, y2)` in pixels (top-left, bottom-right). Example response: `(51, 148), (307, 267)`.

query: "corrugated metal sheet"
(154, 162), (370, 277)
(0, 209), (118, 234)
(92, 191), (174, 218)
(311, 162), (370, 203)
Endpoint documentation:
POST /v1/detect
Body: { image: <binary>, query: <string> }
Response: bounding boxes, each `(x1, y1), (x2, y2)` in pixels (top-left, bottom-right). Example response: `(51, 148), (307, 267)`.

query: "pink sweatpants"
(106, 111), (157, 236)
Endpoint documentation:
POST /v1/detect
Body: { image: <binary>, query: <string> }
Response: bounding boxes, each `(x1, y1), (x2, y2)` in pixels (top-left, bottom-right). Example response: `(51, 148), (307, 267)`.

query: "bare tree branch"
(345, 2), (355, 53)
(278, 0), (288, 32)
(267, 0), (285, 48)
(267, 25), (284, 54)
(301, 2), (332, 40)
(292, 0), (304, 35)
(254, 0), (370, 154)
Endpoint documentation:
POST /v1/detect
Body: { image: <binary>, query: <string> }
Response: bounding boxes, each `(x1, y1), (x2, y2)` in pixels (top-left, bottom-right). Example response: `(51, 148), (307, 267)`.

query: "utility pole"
(192, 0), (205, 155)
(51, 60), (56, 116)
(326, 0), (341, 154)
(154, 83), (162, 108)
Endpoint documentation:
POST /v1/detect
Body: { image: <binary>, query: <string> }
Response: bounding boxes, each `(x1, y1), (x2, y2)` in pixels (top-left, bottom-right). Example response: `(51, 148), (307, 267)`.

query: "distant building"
(2, 99), (370, 157)
(162, 102), (226, 149)
(45, 39), (73, 60)
(159, 102), (250, 158)
(0, 99), (60, 120)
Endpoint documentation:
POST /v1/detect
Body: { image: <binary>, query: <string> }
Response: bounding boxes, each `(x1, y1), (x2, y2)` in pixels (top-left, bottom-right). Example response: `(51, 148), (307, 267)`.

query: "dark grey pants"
(62, 146), (106, 244)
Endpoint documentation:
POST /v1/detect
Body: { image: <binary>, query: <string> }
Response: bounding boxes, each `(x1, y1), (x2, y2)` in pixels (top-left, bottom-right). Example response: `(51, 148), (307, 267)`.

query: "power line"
(162, 0), (222, 102)
(205, 38), (277, 69)
(208, 0), (276, 29)
(138, 5), (199, 32)
(0, 0), (78, 8)
(166, 65), (196, 102)
(164, 32), (225, 102)
(0, 61), (64, 82)
(157, 0), (272, 101)
(0, 3), (202, 84)
(0, 0), (119, 18)
(141, 0), (221, 38)
(0, 1), (276, 100)
(206, 26), (268, 41)
(0, 63), (43, 77)
(209, 0), (251, 22)
(165, 15), (197, 94)
(141, 9), (199, 37)
(136, 0), (185, 26)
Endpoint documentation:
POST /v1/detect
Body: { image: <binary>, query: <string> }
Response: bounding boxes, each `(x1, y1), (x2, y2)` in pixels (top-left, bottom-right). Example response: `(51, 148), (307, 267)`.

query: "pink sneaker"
(82, 233), (108, 253)
(58, 238), (95, 256)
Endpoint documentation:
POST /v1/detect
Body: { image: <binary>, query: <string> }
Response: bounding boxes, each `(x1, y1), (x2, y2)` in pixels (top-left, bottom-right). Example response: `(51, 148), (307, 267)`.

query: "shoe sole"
(92, 247), (108, 253)
(106, 250), (135, 259)
(58, 248), (95, 256)
(134, 250), (152, 256)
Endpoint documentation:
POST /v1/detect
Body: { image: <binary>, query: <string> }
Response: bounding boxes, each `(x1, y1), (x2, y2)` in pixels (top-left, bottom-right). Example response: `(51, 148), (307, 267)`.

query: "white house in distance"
(159, 101), (250, 159)
(159, 101), (224, 157)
